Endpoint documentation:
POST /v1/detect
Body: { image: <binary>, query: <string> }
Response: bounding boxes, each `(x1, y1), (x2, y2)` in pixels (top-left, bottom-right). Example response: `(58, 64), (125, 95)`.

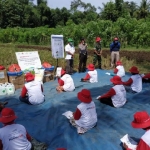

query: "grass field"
(0, 44), (150, 73)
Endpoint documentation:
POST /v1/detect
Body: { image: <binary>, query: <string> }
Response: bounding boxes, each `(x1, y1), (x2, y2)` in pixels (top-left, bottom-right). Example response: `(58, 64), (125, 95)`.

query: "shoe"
(96, 96), (101, 100)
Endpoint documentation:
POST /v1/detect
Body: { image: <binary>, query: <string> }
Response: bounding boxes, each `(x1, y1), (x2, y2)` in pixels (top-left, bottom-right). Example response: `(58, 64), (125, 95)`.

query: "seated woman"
(19, 73), (45, 105)
(123, 111), (150, 150)
(96, 76), (127, 108)
(122, 66), (142, 93)
(141, 73), (150, 83)
(70, 89), (97, 134)
(56, 69), (75, 92)
(81, 64), (98, 83)
(114, 60), (125, 77)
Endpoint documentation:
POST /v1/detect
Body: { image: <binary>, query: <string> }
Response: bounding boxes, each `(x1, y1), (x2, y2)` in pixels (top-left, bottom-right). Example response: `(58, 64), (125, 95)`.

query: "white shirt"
(131, 74), (142, 92)
(0, 124), (31, 150)
(75, 101), (97, 129)
(112, 85), (126, 108)
(141, 130), (150, 147)
(25, 81), (45, 105)
(65, 44), (75, 60)
(116, 65), (125, 77)
(88, 70), (98, 83)
(61, 74), (75, 91)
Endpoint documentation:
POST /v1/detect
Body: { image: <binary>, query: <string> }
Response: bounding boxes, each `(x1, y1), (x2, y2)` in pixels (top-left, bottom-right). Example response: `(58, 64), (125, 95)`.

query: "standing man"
(110, 37), (121, 68)
(93, 37), (102, 69)
(78, 38), (88, 73)
(65, 38), (75, 75)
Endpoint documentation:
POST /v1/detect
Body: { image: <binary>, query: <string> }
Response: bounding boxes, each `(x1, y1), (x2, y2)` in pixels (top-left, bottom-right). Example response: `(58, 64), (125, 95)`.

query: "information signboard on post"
(15, 51), (42, 71)
(51, 35), (64, 59)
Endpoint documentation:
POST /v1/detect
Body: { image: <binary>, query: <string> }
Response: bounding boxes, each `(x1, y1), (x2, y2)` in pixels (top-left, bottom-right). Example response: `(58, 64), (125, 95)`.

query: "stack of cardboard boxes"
(8, 75), (25, 90)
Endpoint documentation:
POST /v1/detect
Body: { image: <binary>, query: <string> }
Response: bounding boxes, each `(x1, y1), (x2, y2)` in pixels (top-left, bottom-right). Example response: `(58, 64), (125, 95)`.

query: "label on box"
(0, 72), (4, 78)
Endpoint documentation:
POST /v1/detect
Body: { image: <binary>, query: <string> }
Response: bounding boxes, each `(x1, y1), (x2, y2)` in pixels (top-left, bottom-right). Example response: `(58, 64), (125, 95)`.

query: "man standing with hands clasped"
(65, 38), (75, 75)
(93, 37), (102, 69)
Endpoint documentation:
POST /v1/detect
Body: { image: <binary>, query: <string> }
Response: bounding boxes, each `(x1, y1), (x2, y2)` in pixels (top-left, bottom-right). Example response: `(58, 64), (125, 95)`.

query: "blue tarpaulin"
(0, 69), (150, 150)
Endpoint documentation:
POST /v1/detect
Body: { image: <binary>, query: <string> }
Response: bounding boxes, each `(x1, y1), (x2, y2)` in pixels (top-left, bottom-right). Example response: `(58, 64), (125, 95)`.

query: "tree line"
(0, 0), (150, 48)
(0, 0), (150, 28)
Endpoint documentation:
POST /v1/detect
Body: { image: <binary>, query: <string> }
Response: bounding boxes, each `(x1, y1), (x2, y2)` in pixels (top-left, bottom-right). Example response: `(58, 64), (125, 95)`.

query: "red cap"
(129, 66), (139, 74)
(131, 111), (150, 128)
(61, 69), (66, 76)
(0, 108), (17, 124)
(96, 37), (101, 42)
(110, 76), (122, 85)
(25, 73), (35, 82)
(116, 60), (122, 65)
(56, 149), (67, 150)
(87, 64), (95, 71)
(77, 89), (92, 103)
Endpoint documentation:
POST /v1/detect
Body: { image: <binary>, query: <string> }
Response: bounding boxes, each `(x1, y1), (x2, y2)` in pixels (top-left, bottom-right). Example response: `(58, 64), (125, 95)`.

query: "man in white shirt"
(56, 69), (75, 92)
(19, 73), (45, 105)
(65, 38), (75, 75)
(0, 108), (32, 150)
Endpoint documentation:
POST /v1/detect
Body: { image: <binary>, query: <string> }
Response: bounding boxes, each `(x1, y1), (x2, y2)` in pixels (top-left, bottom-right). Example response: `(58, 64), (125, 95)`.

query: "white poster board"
(15, 51), (42, 71)
(51, 35), (64, 59)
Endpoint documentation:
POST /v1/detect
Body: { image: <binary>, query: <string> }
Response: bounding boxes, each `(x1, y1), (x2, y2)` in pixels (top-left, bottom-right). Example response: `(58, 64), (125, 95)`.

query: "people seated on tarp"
(19, 73), (45, 105)
(70, 89), (97, 134)
(114, 60), (125, 77)
(56, 69), (75, 92)
(0, 108), (33, 149)
(141, 73), (150, 83)
(96, 76), (127, 108)
(122, 66), (142, 93)
(123, 111), (150, 150)
(80, 64), (98, 83)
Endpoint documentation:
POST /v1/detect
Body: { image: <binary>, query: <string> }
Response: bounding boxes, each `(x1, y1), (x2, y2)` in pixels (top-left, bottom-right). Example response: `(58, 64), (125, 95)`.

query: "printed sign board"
(15, 51), (42, 71)
(51, 35), (64, 59)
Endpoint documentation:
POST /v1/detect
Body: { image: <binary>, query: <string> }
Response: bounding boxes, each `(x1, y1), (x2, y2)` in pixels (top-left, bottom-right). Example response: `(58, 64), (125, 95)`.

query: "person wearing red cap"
(0, 108), (32, 149)
(110, 37), (121, 68)
(141, 73), (150, 83)
(78, 38), (88, 73)
(123, 111), (150, 150)
(56, 69), (75, 92)
(81, 64), (98, 83)
(114, 60), (125, 77)
(56, 148), (67, 150)
(69, 89), (97, 134)
(19, 73), (45, 105)
(96, 76), (126, 108)
(93, 37), (102, 69)
(122, 66), (142, 93)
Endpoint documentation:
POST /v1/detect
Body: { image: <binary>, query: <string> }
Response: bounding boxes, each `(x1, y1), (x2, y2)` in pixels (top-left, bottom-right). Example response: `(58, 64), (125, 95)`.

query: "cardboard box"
(43, 71), (54, 83)
(0, 69), (8, 83)
(8, 74), (25, 90)
(8, 75), (25, 84)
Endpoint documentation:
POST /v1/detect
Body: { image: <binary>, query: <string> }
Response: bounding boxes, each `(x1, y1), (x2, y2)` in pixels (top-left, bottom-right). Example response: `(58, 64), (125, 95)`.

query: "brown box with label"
(0, 69), (8, 83)
(43, 70), (54, 83)
(8, 74), (25, 90)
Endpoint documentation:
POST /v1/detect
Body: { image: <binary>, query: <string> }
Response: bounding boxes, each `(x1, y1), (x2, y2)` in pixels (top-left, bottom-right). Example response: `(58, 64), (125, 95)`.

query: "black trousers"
(78, 53), (87, 72)
(100, 97), (114, 107)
